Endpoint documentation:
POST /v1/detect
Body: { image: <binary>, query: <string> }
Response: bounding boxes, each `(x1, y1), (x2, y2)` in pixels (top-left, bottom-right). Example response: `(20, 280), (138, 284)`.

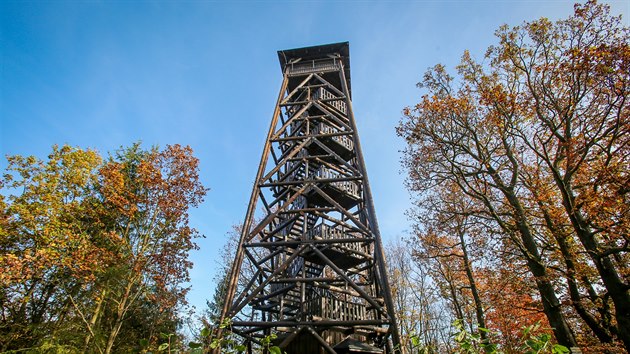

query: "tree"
(206, 225), (242, 324)
(0, 143), (208, 353)
(385, 238), (453, 353)
(398, 60), (577, 348)
(398, 1), (628, 351)
(406, 178), (552, 353)
(489, 2), (630, 348)
(95, 143), (207, 353)
(479, 263), (550, 352)
(0, 145), (109, 350)
(204, 219), (264, 351)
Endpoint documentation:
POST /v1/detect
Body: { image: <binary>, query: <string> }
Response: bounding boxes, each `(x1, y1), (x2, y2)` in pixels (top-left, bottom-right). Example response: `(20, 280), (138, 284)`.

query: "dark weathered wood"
(231, 319), (389, 327)
(218, 42), (400, 354)
(261, 176), (361, 188)
(260, 138), (311, 184)
(310, 246), (387, 318)
(215, 73), (289, 352)
(306, 326), (337, 354)
(311, 185), (370, 234)
(338, 62), (401, 351)
(247, 237), (371, 248)
(271, 130), (355, 143)
(280, 73), (314, 106)
(229, 244), (309, 318)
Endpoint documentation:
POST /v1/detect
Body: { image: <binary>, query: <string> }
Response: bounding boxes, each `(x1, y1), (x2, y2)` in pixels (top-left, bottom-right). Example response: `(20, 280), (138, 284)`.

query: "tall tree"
(398, 60), (578, 348)
(398, 1), (629, 350)
(96, 143), (207, 353)
(0, 145), (108, 350)
(385, 238), (452, 353)
(490, 1), (630, 348)
(206, 225), (242, 324)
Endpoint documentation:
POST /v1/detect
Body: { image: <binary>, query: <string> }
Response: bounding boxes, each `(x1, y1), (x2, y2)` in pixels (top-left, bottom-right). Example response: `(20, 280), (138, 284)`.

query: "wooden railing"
(314, 87), (347, 114)
(270, 255), (303, 294)
(306, 223), (369, 255)
(313, 122), (353, 152)
(307, 295), (367, 321)
(310, 166), (359, 200)
(287, 59), (340, 76)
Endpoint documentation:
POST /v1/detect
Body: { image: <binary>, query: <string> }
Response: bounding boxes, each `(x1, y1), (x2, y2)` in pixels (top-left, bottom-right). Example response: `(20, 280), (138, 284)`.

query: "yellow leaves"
(418, 94), (475, 120)
(526, 17), (552, 42)
(0, 248), (53, 287)
(62, 150), (101, 189)
(2, 146), (125, 286)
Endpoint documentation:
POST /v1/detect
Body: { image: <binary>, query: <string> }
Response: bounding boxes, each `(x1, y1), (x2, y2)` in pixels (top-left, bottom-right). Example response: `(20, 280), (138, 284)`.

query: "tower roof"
(277, 42), (351, 93)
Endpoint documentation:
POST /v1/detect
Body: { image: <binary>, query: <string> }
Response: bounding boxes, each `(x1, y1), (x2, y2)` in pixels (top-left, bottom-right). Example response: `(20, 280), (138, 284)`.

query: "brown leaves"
(95, 143), (207, 324)
(399, 0), (629, 350)
(99, 161), (138, 218)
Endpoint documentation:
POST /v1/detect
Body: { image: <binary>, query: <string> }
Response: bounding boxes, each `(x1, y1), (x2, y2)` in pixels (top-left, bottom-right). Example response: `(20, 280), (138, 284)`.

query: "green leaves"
(269, 346), (283, 354)
(518, 324), (570, 354)
(448, 320), (570, 354)
(411, 335), (421, 347)
(157, 343), (169, 351)
(188, 342), (202, 349)
(200, 327), (211, 337)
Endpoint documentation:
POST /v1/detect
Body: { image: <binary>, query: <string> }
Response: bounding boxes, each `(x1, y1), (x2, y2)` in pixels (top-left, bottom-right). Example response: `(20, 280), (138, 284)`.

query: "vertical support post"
(338, 65), (402, 352)
(214, 73), (289, 353)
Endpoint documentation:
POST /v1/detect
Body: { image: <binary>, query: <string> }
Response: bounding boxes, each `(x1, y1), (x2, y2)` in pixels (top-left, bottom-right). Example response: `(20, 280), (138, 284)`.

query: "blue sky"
(2, 0), (628, 317)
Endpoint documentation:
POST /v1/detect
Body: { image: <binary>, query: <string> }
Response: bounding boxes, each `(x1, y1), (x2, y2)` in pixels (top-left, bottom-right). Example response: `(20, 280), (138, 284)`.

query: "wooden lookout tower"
(218, 42), (401, 354)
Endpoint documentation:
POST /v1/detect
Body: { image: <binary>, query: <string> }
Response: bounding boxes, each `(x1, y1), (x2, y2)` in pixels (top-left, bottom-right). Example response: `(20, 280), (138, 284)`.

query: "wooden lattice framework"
(218, 42), (400, 354)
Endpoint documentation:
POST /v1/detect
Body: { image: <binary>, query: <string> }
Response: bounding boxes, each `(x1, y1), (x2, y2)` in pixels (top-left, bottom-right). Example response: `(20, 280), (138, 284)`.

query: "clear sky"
(2, 0), (628, 317)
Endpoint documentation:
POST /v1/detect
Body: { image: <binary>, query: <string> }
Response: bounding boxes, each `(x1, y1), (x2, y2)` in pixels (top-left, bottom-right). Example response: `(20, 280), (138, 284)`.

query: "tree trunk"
(535, 198), (616, 344)
(556, 178), (630, 351)
(572, 216), (630, 351)
(557, 235), (615, 344)
(105, 280), (135, 354)
(457, 225), (490, 351)
(500, 188), (578, 348)
(83, 288), (107, 352)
